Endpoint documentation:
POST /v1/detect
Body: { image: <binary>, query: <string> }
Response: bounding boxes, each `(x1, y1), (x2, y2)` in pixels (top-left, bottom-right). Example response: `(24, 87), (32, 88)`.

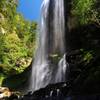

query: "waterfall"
(29, 0), (69, 91)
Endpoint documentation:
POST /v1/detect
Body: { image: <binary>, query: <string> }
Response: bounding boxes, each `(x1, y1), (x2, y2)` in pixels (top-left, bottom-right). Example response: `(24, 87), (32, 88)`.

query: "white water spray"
(29, 0), (69, 91)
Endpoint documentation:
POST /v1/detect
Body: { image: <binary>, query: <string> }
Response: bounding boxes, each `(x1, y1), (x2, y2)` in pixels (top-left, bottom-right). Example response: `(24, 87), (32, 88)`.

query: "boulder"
(0, 87), (11, 99)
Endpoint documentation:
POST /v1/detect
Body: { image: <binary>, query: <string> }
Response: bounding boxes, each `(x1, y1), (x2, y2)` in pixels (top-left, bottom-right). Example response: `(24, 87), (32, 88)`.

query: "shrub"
(72, 0), (96, 25)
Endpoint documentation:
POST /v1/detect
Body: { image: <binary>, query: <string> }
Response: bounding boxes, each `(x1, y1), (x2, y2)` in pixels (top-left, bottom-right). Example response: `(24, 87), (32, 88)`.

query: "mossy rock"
(1, 65), (31, 89)
(2, 75), (26, 89)
(49, 54), (61, 64)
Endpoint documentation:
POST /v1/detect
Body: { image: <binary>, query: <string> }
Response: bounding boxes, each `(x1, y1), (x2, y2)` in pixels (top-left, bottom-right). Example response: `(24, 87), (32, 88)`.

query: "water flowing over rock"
(29, 0), (69, 91)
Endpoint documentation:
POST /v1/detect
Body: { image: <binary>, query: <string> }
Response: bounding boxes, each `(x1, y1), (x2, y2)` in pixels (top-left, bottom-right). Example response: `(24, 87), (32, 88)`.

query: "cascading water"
(29, 0), (69, 91)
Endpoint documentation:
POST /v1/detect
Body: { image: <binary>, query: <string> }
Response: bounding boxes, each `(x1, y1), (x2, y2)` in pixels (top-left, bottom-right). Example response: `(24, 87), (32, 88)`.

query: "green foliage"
(0, 74), (6, 86)
(80, 49), (93, 64)
(0, 0), (37, 79)
(0, 33), (29, 74)
(72, 0), (96, 25)
(83, 52), (93, 64)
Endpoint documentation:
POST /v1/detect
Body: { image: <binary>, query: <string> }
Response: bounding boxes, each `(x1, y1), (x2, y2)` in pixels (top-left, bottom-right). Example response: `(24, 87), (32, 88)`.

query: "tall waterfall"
(29, 0), (69, 91)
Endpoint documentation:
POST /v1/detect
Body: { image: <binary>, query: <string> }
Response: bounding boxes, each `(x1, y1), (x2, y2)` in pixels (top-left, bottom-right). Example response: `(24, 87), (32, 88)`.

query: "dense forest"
(0, 0), (37, 85)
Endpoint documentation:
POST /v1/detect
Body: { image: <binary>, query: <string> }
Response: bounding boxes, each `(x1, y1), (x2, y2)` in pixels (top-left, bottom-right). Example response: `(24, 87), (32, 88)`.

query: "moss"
(2, 76), (26, 88)
(83, 52), (93, 63)
(80, 49), (93, 64)
(49, 53), (62, 64)
(0, 74), (6, 86)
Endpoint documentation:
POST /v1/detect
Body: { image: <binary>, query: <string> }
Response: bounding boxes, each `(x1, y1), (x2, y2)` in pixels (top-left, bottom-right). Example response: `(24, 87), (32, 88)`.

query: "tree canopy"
(0, 0), (37, 84)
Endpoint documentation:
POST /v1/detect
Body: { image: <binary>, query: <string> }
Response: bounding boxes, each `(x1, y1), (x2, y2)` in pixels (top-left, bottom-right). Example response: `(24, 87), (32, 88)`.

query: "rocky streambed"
(1, 82), (100, 100)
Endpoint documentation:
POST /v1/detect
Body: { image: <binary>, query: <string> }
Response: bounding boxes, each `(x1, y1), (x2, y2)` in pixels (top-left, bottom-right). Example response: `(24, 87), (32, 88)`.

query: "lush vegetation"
(0, 0), (100, 93)
(0, 0), (37, 85)
(69, 0), (100, 93)
(72, 0), (100, 25)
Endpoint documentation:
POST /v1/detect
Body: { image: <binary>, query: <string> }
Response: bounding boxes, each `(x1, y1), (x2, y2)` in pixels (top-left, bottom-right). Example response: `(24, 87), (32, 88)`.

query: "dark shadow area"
(66, 23), (100, 95)
(2, 61), (32, 93)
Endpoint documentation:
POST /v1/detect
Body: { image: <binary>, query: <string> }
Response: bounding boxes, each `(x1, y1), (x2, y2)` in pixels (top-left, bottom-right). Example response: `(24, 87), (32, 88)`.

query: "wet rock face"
(1, 82), (100, 100)
(18, 83), (100, 100)
(19, 82), (100, 100)
(20, 95), (100, 100)
(20, 82), (71, 100)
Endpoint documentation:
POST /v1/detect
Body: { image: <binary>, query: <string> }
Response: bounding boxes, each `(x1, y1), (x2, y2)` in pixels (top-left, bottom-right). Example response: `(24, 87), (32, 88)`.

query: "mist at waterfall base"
(29, 0), (69, 91)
